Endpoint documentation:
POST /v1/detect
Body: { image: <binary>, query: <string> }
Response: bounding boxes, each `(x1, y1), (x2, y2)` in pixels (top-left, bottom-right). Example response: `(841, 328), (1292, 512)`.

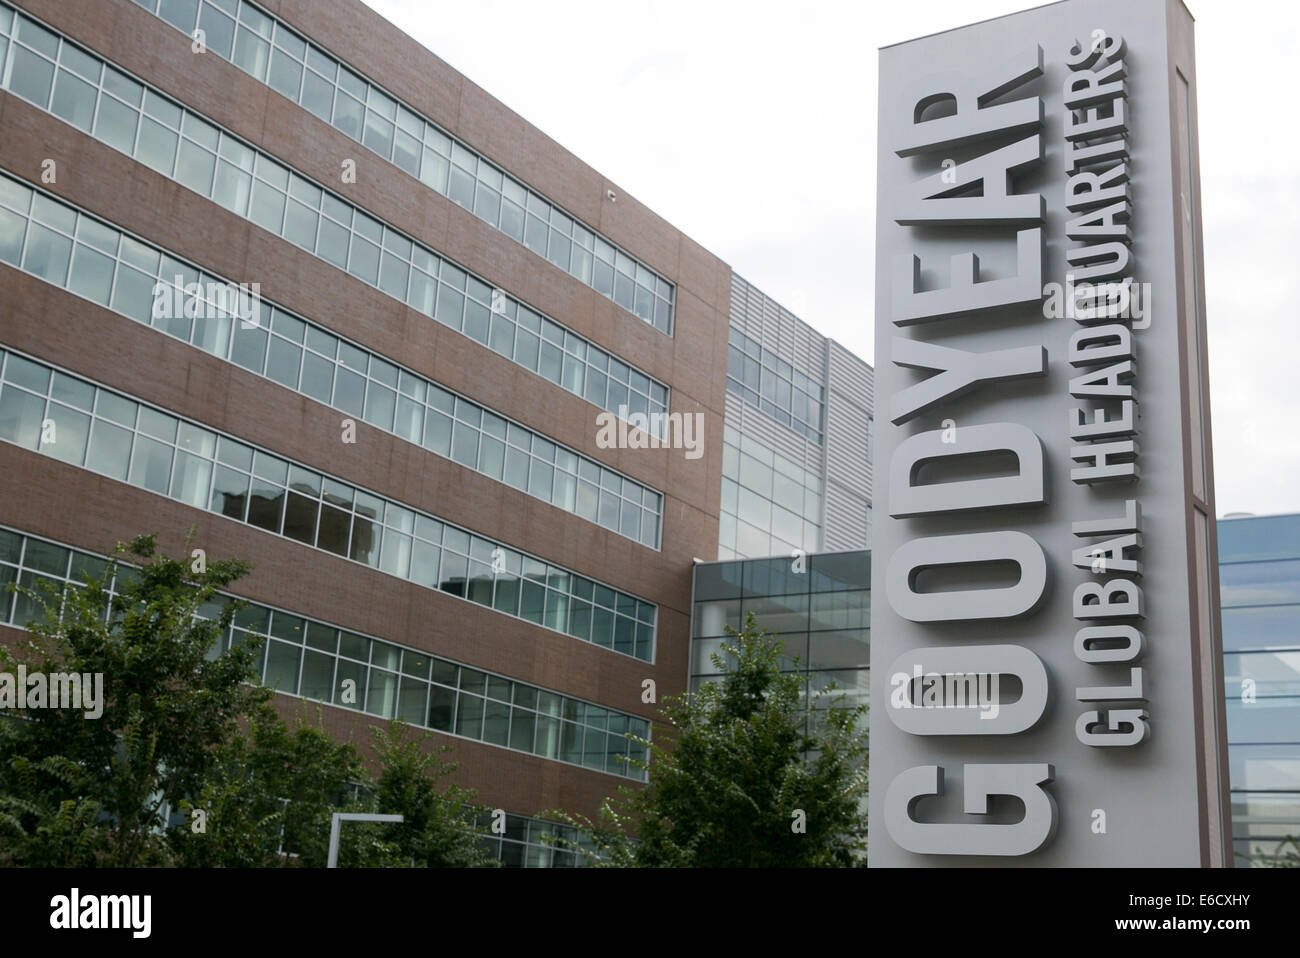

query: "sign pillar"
(869, 0), (1230, 866)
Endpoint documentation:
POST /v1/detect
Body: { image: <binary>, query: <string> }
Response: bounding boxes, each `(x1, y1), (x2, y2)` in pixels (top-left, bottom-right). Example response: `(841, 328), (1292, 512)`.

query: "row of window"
(0, 347), (658, 661)
(719, 425), (822, 559)
(471, 810), (596, 868)
(1220, 558), (1300, 609)
(1227, 743), (1300, 792)
(0, 6), (671, 429)
(1223, 650), (1300, 698)
(1218, 519), (1300, 865)
(1220, 537), (1300, 655)
(0, 525), (650, 781)
(0, 170), (662, 549)
(1226, 697), (1300, 745)
(726, 327), (824, 442)
(1218, 514), (1300, 564)
(693, 590), (870, 640)
(126, 0), (675, 334)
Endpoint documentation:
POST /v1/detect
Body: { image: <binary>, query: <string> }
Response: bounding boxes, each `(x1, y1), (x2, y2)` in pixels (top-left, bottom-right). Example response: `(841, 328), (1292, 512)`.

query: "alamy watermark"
(1042, 274), (1151, 329)
(0, 666), (104, 718)
(889, 665), (1000, 719)
(595, 406), (704, 460)
(50, 888), (150, 938)
(152, 275), (263, 328)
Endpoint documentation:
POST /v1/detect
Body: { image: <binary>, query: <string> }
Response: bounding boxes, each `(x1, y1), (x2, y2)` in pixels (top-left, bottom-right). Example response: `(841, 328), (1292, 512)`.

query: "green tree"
(1254, 835), (1300, 868)
(167, 703), (367, 867)
(0, 531), (265, 866)
(0, 532), (501, 868)
(366, 721), (498, 868)
(553, 612), (868, 867)
(0, 754), (106, 867)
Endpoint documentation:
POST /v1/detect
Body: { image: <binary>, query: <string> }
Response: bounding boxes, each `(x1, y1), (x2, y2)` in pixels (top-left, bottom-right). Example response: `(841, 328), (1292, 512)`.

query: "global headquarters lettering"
(879, 31), (1148, 857)
(1060, 34), (1149, 747)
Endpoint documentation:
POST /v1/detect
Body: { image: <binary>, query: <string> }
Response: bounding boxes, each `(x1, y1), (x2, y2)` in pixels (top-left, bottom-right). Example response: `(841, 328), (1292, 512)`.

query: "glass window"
(348, 237), (380, 285)
(333, 91), (364, 140)
(156, 0), (200, 31)
(299, 68), (333, 121)
(450, 420), (478, 469)
(493, 565), (520, 617)
(212, 159), (252, 215)
(350, 500), (382, 567)
(423, 410), (452, 457)
(229, 320), (267, 374)
(456, 694), (484, 739)
(267, 45), (303, 100)
(264, 639), (301, 693)
(293, 647), (331, 699)
(265, 336), (301, 389)
(282, 198), (318, 249)
(127, 435), (173, 495)
(409, 538), (439, 588)
(362, 110), (395, 159)
(483, 699), (510, 746)
(0, 382), (45, 450)
(277, 488), (314, 543)
(92, 94), (139, 155)
(365, 668), (397, 717)
(136, 117), (179, 176)
(80, 416), (132, 480)
(305, 325), (337, 359)
(22, 223), (72, 286)
(299, 351), (334, 404)
(424, 684), (454, 731)
(560, 722), (583, 765)
(49, 372), (93, 412)
(379, 529), (411, 578)
(210, 463), (249, 520)
(246, 474), (285, 533)
(462, 298), (490, 345)
(333, 367), (364, 416)
(439, 549), (467, 597)
(394, 395), (423, 443)
(233, 25), (271, 80)
(448, 165), (475, 210)
(248, 177), (286, 232)
(66, 237), (116, 302)
(478, 435), (505, 481)
(434, 284), (464, 330)
(0, 205), (26, 266)
(316, 503), (350, 555)
(106, 261), (152, 324)
(332, 659), (365, 710)
(393, 675), (426, 725)
(9, 43), (55, 109)
(1221, 559), (1300, 608)
(50, 69), (96, 132)
(198, 3), (236, 58)
(410, 145), (448, 193)
(170, 449), (212, 507)
(173, 138), (216, 195)
(314, 215), (351, 270)
(359, 381), (393, 431)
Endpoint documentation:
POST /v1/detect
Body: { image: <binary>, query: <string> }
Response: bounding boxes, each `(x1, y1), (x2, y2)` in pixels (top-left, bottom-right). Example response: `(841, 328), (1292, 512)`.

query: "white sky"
(361, 0), (1300, 517)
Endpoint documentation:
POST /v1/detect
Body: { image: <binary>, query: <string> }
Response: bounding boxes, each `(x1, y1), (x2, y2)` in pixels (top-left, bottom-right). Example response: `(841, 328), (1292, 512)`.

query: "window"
(0, 383), (43, 449)
(0, 343), (659, 660)
(127, 0), (675, 330)
(50, 68), (95, 131)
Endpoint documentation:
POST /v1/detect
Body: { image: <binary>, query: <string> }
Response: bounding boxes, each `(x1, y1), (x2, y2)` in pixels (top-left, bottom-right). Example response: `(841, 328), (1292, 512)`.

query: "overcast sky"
(360, 0), (1299, 518)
